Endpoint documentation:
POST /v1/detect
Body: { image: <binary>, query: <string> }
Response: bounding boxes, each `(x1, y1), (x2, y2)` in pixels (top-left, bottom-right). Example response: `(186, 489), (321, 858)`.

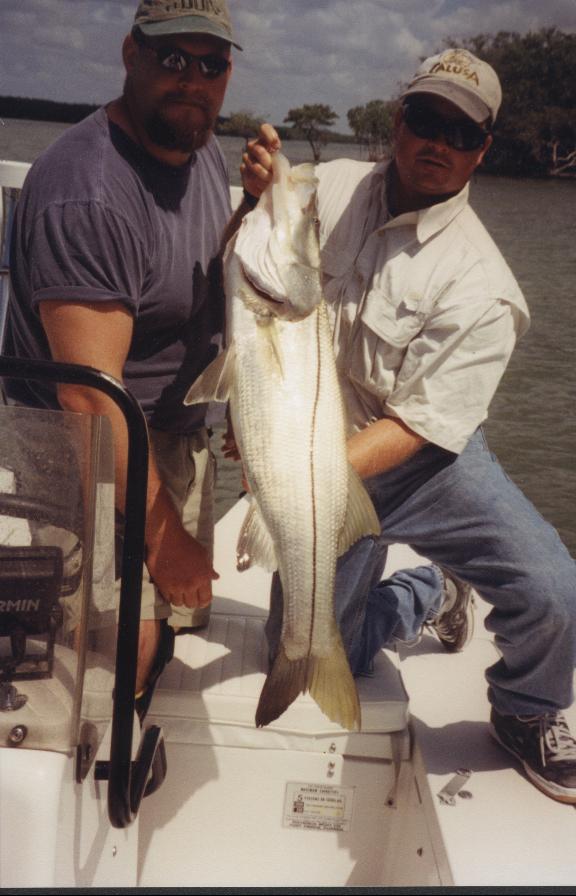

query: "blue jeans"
(266, 429), (576, 717)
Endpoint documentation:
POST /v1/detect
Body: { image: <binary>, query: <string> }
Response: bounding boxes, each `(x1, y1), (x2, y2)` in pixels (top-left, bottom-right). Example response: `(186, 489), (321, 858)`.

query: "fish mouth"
(242, 266), (284, 306)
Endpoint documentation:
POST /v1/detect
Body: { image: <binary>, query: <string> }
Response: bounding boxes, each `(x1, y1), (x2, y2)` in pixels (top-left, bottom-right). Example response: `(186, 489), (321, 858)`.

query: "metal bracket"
(437, 768), (472, 806)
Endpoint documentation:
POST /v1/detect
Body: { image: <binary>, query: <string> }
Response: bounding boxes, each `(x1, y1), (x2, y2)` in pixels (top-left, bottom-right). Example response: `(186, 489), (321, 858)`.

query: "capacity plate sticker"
(283, 782), (355, 832)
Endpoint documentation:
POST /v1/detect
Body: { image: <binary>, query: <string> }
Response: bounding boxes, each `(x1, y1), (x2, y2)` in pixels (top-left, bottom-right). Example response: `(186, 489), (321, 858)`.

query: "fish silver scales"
(235, 300), (347, 655)
(185, 152), (379, 730)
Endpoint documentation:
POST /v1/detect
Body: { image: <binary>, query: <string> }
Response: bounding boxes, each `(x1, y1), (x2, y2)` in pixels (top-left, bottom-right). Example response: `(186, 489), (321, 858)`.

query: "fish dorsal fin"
(337, 464), (381, 556)
(236, 499), (278, 572)
(184, 344), (236, 405)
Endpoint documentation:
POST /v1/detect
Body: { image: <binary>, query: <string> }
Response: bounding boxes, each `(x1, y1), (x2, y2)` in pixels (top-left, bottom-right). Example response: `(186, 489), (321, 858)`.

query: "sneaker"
(428, 568), (474, 652)
(490, 708), (576, 804)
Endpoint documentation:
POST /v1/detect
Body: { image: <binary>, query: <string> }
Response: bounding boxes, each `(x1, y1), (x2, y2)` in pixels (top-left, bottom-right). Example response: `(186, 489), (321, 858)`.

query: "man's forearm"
(57, 382), (176, 530)
(347, 416), (427, 479)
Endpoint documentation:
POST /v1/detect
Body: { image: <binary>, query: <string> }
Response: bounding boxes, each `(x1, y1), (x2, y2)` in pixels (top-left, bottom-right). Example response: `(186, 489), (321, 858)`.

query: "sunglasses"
(134, 31), (231, 80)
(402, 102), (489, 152)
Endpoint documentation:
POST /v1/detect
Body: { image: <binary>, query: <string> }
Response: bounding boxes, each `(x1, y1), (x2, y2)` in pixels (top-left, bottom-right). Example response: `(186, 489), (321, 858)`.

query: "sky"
(2, 0), (575, 132)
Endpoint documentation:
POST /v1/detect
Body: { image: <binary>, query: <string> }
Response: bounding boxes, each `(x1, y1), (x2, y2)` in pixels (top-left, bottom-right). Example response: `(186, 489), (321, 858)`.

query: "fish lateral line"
(306, 304), (325, 654)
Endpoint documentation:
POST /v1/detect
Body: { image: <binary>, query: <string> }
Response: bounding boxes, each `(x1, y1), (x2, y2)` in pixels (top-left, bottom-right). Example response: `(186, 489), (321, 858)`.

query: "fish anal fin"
(236, 500), (277, 572)
(184, 344), (235, 406)
(337, 464), (381, 557)
(255, 637), (361, 732)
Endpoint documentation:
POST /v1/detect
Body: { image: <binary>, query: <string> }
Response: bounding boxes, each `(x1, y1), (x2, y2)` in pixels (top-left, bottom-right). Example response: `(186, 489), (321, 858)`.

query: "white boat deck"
(207, 498), (576, 887)
(397, 605), (576, 886)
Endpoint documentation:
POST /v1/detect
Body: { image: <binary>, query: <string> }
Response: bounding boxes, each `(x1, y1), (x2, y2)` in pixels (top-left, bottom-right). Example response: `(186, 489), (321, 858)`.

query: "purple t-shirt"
(6, 106), (231, 432)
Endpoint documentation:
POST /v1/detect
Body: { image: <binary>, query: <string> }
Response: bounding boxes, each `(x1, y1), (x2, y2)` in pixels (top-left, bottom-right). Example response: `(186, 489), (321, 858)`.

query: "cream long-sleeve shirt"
(234, 158), (530, 454)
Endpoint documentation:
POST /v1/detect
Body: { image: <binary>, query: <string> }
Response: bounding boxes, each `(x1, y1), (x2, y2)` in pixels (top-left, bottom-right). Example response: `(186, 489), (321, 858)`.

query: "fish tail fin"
(309, 636), (361, 732)
(255, 648), (309, 728)
(255, 638), (361, 732)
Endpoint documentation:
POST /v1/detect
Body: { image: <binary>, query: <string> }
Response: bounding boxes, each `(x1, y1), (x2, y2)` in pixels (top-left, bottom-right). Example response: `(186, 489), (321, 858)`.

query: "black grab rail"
(0, 355), (160, 828)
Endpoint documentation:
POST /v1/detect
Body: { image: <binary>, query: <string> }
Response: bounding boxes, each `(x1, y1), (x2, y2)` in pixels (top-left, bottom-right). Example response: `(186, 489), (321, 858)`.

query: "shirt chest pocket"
(352, 232), (432, 348)
(345, 281), (429, 402)
(360, 286), (426, 348)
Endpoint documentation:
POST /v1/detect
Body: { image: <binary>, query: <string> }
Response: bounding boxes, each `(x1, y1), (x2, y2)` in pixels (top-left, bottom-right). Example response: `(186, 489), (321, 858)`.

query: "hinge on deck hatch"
(437, 768), (472, 806)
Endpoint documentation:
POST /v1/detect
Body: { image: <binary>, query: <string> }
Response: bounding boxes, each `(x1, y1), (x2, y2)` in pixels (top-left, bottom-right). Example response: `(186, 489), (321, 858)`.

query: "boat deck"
(208, 498), (576, 887)
(397, 601), (576, 886)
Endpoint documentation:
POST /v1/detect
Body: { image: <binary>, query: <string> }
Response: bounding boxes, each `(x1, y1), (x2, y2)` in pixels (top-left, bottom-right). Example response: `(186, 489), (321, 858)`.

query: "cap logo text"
(430, 50), (480, 86)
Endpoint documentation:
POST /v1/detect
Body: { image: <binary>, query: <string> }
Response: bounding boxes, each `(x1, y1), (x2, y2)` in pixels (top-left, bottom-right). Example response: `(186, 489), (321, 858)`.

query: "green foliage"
(447, 28), (576, 177)
(284, 103), (339, 162)
(217, 110), (264, 139)
(347, 100), (395, 160)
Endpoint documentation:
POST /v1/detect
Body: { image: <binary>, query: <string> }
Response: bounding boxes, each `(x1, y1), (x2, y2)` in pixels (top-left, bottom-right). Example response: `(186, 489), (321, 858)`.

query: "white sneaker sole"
(490, 724), (576, 805)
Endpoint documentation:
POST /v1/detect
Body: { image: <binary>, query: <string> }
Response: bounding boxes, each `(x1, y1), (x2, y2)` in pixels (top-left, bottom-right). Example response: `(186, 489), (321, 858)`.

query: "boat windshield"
(0, 404), (116, 756)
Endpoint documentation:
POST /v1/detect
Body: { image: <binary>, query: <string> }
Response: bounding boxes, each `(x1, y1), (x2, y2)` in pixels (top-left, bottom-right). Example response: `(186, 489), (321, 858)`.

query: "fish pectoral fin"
(183, 344), (236, 406)
(259, 318), (284, 378)
(255, 637), (361, 732)
(236, 499), (277, 572)
(337, 464), (381, 556)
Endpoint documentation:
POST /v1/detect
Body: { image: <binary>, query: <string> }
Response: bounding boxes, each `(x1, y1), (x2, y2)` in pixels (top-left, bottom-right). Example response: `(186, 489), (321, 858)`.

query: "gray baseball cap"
(134, 0), (242, 50)
(402, 48), (502, 124)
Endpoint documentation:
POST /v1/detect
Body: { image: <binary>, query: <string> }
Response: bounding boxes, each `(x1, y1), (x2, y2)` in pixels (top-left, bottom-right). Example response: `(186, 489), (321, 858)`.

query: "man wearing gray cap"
(5, 0), (263, 717)
(242, 48), (576, 804)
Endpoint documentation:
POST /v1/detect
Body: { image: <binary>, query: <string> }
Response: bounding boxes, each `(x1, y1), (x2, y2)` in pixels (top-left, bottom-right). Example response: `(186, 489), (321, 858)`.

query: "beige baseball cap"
(134, 0), (242, 50)
(402, 48), (502, 124)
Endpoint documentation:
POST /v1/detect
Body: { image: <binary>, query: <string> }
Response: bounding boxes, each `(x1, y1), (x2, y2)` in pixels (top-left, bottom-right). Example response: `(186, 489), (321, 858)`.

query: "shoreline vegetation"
(1, 26), (574, 178)
(0, 95), (357, 146)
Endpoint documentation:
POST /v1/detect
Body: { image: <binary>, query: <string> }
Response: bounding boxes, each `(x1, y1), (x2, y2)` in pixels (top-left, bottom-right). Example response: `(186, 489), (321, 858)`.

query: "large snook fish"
(185, 153), (379, 731)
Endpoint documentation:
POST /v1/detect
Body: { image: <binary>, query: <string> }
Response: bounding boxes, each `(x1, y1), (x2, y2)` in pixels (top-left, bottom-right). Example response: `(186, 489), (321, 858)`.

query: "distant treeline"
(0, 96), (99, 124)
(453, 29), (576, 178)
(5, 27), (574, 178)
(0, 95), (358, 146)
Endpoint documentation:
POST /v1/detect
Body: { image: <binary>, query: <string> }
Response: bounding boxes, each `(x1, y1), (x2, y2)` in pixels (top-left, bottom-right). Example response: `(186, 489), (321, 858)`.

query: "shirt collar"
(378, 162), (470, 243)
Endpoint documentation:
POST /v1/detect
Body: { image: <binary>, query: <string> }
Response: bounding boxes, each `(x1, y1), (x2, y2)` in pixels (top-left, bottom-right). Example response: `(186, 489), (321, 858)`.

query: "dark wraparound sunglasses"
(402, 102), (490, 152)
(133, 30), (231, 80)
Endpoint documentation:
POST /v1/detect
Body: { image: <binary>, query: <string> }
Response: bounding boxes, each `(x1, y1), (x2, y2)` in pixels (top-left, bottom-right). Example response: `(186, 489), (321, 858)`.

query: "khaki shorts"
(138, 427), (216, 628)
(18, 427), (215, 634)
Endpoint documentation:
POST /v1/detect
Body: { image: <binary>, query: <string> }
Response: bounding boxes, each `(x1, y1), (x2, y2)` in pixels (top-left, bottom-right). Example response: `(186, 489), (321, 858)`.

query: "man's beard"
(143, 100), (215, 152)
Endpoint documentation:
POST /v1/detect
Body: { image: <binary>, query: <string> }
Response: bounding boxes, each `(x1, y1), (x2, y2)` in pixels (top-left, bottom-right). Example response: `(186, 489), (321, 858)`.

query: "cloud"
(1, 0), (574, 125)
(1, 0), (127, 103)
(225, 0), (576, 126)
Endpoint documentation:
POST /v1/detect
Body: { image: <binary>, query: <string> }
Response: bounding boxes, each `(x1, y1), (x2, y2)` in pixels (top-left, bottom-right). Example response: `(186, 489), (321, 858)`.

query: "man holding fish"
(239, 49), (576, 805)
(5, 0), (255, 718)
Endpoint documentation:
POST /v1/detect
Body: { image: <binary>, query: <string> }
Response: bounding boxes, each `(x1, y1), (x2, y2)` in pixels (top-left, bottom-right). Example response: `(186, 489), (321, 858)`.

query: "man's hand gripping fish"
(185, 153), (379, 731)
